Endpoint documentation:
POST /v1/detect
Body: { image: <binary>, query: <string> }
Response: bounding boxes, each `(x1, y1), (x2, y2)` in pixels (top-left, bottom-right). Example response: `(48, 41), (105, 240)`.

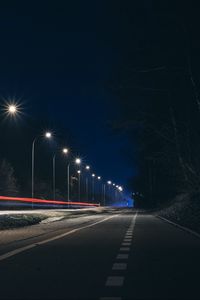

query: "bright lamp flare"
(4, 101), (21, 117)
(8, 105), (17, 114)
(77, 170), (81, 174)
(75, 158), (81, 164)
(92, 173), (95, 177)
(97, 176), (101, 180)
(45, 132), (52, 138)
(86, 165), (90, 170)
(63, 148), (69, 154)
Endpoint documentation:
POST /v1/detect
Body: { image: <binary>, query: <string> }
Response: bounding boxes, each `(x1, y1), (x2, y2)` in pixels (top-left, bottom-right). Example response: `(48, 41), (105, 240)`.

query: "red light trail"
(0, 196), (100, 207)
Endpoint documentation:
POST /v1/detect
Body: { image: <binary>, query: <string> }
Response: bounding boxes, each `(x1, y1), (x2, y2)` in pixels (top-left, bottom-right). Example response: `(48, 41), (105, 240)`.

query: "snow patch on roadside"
(40, 216), (64, 224)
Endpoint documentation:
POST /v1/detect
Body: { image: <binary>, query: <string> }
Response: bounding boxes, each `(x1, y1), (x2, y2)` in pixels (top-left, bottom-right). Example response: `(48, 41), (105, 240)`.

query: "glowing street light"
(45, 132), (52, 139)
(8, 104), (17, 114)
(62, 148), (69, 154)
(107, 181), (112, 185)
(32, 131), (53, 200)
(4, 102), (21, 118)
(118, 186), (123, 192)
(97, 176), (101, 180)
(86, 165), (90, 170)
(75, 158), (81, 165)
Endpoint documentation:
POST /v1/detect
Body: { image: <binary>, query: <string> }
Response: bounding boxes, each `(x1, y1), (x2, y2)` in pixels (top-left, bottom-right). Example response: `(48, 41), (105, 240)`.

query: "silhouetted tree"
(0, 159), (19, 196)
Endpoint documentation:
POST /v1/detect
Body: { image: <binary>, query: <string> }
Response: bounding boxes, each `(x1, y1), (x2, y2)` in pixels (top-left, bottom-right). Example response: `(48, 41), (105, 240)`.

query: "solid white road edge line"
(157, 215), (200, 239)
(0, 214), (119, 262)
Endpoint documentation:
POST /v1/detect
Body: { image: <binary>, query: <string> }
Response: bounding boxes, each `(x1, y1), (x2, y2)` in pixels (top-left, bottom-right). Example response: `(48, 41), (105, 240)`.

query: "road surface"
(0, 208), (199, 299)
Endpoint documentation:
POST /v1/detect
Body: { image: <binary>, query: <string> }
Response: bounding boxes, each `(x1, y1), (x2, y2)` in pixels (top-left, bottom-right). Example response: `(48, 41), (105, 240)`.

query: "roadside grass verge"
(157, 193), (200, 234)
(0, 214), (47, 230)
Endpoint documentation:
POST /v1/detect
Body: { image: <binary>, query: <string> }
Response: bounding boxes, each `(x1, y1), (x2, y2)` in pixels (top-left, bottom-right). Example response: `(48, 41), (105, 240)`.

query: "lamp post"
(97, 176), (101, 203)
(67, 157), (81, 202)
(112, 183), (116, 201)
(31, 131), (52, 202)
(107, 181), (112, 203)
(85, 165), (90, 201)
(92, 174), (95, 201)
(52, 148), (69, 200)
(77, 170), (81, 201)
(102, 184), (106, 206)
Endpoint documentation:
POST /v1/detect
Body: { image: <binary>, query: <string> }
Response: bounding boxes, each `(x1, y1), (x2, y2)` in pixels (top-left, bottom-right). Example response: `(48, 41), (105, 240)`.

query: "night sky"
(1, 1), (198, 200)
(0, 1), (134, 194)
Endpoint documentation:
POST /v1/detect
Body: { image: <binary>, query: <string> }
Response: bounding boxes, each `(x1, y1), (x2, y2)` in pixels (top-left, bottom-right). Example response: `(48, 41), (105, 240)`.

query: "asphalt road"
(0, 208), (200, 300)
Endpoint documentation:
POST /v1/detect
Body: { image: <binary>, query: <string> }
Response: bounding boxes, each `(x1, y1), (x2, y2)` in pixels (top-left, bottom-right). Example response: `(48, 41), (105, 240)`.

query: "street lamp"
(77, 170), (81, 201)
(97, 176), (101, 203)
(118, 186), (123, 191)
(8, 105), (17, 115)
(31, 131), (52, 201)
(75, 158), (81, 165)
(85, 165), (90, 201)
(3, 102), (21, 118)
(63, 148), (69, 154)
(52, 147), (69, 200)
(45, 132), (52, 138)
(107, 181), (112, 201)
(92, 174), (95, 201)
(67, 157), (82, 202)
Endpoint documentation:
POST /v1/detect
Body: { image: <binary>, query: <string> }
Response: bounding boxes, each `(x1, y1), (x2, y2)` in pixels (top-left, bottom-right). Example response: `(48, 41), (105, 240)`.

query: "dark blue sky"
(0, 1), (135, 191)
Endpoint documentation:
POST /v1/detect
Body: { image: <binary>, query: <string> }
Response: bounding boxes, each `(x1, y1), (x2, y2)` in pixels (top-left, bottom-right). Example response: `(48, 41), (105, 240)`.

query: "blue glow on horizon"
(111, 199), (134, 208)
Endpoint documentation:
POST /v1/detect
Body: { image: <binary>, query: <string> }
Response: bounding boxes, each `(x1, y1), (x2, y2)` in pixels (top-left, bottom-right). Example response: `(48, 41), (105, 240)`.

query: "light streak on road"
(0, 196), (100, 208)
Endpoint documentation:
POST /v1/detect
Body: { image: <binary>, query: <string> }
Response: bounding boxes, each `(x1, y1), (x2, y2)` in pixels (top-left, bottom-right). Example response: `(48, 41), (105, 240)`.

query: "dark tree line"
(111, 1), (200, 208)
(0, 159), (19, 196)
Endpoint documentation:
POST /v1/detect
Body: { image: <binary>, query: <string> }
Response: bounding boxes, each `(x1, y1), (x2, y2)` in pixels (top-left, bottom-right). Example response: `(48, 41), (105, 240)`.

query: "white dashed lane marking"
(117, 253), (129, 259)
(100, 297), (122, 300)
(112, 263), (127, 270)
(119, 247), (130, 252)
(106, 276), (124, 287)
(101, 212), (138, 300)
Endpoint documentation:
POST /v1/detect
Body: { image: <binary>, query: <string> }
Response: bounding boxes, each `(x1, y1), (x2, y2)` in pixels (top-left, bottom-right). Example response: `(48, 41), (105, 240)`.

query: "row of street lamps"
(4, 102), (124, 205)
